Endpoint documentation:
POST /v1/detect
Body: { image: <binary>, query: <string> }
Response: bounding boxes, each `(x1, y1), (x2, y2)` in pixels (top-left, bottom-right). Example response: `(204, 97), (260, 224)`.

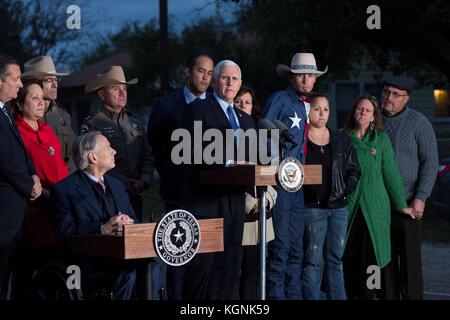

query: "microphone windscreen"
(272, 119), (289, 132)
(257, 119), (277, 130)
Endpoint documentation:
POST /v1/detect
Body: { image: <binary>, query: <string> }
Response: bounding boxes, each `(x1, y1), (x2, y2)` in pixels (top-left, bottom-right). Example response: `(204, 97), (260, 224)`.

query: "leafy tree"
(0, 0), (95, 66)
(224, 0), (450, 95)
(0, 0), (29, 62)
(80, 17), (242, 108)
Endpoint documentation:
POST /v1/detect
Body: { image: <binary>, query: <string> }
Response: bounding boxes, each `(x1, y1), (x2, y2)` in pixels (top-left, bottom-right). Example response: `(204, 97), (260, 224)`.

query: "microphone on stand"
(272, 119), (298, 147)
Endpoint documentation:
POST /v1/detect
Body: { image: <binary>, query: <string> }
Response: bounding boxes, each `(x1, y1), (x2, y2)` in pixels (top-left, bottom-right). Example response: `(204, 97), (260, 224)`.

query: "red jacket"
(15, 114), (69, 246)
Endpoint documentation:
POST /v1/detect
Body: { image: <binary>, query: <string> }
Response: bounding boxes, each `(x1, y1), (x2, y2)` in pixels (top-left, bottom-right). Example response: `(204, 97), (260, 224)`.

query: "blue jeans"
(266, 187), (304, 299)
(302, 206), (348, 300)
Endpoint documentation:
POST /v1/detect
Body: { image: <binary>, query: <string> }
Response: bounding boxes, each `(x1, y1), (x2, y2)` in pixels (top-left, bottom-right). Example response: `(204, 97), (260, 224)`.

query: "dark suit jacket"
(147, 90), (212, 205)
(50, 170), (137, 241)
(0, 107), (35, 227)
(179, 95), (256, 234)
(147, 90), (187, 204)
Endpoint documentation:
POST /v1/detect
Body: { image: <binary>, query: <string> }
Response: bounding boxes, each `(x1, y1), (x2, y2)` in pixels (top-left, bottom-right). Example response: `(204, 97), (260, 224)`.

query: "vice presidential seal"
(277, 157), (304, 192)
(155, 209), (201, 266)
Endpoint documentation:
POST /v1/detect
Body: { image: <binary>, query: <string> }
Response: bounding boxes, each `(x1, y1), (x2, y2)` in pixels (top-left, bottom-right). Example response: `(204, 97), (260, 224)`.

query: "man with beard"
(381, 79), (438, 300)
(263, 53), (328, 300)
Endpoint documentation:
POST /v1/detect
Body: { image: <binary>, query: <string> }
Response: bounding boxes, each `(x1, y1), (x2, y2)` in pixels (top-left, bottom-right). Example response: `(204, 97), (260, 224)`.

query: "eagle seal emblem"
(277, 157), (304, 192)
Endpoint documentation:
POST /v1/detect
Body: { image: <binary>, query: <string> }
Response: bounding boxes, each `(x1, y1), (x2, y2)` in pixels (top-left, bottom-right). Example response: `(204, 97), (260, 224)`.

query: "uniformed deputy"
(21, 56), (77, 172)
(81, 66), (154, 222)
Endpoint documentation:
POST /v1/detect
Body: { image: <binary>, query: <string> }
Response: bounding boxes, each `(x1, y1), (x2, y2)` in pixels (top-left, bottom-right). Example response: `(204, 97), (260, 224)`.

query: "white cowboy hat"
(84, 66), (138, 93)
(276, 53), (328, 79)
(22, 56), (70, 78)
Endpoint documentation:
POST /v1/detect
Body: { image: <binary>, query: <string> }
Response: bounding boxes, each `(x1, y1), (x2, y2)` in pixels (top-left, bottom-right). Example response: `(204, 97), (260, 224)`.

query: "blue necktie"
(227, 105), (239, 130)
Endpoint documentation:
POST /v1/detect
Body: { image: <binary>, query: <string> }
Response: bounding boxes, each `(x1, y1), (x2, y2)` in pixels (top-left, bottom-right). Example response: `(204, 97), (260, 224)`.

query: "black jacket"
(179, 96), (256, 221)
(0, 107), (36, 227)
(147, 90), (189, 205)
(306, 129), (361, 208)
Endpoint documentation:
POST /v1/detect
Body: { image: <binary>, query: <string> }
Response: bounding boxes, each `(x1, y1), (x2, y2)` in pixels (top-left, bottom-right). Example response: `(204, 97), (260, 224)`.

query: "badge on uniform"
(131, 122), (138, 130)
(59, 118), (66, 126)
(48, 146), (55, 156)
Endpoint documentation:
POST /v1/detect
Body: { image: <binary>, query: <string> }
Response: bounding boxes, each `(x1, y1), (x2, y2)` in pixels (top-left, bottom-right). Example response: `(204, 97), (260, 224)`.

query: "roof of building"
(59, 52), (132, 88)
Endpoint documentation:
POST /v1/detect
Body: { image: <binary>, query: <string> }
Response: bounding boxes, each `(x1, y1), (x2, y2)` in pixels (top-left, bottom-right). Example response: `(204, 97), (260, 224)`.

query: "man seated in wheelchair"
(50, 131), (137, 300)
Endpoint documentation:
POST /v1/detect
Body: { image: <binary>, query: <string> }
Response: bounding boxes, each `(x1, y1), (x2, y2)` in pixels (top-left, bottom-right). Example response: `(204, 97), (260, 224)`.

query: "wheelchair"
(27, 261), (84, 301)
(12, 248), (115, 301)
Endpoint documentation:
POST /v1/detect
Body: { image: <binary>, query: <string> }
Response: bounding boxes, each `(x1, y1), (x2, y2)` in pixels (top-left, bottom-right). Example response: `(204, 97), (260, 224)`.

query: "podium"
(68, 218), (224, 300)
(200, 164), (322, 300)
(69, 218), (224, 259)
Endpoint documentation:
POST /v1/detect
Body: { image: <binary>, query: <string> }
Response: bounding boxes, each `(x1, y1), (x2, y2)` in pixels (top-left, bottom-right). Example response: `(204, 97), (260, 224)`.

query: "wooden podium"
(68, 218), (224, 259)
(68, 218), (224, 300)
(200, 164), (322, 300)
(200, 164), (322, 186)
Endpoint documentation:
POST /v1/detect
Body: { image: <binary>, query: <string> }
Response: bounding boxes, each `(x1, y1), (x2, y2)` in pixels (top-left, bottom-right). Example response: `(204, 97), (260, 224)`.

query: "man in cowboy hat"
(21, 56), (77, 172)
(263, 52), (328, 300)
(82, 66), (155, 300)
(81, 66), (154, 223)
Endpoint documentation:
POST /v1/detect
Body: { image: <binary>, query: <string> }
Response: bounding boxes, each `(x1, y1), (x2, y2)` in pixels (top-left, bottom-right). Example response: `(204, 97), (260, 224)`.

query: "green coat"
(346, 130), (407, 268)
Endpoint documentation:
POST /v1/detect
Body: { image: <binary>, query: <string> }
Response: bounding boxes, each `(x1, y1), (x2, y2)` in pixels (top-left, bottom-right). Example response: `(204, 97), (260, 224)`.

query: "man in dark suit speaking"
(51, 131), (137, 300)
(180, 60), (256, 299)
(0, 54), (42, 300)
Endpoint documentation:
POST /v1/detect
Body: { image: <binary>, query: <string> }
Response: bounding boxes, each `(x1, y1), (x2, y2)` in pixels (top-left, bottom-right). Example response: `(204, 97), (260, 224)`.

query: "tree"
(0, 0), (95, 67)
(0, 0), (29, 62)
(223, 0), (450, 95)
(79, 17), (242, 109)
(79, 20), (179, 107)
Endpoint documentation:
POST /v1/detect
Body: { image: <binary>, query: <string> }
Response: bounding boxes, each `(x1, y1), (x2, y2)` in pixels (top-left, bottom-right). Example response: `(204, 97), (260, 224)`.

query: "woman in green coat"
(342, 94), (413, 300)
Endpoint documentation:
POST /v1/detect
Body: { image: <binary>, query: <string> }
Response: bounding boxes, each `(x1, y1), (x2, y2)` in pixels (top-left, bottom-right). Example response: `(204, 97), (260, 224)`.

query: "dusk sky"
(84, 0), (238, 33)
(48, 0), (239, 66)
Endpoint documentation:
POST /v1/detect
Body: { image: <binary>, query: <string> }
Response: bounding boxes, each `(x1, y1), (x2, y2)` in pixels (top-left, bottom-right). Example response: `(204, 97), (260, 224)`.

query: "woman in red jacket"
(10, 79), (68, 298)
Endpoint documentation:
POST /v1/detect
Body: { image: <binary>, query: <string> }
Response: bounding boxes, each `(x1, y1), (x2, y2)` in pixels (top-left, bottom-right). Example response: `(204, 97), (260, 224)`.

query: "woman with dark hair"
(234, 86), (262, 122)
(301, 93), (361, 300)
(9, 79), (68, 298)
(342, 94), (413, 300)
(234, 86), (276, 299)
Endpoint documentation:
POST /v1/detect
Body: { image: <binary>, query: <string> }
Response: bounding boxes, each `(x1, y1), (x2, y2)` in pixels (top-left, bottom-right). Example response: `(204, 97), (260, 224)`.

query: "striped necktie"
(1, 106), (12, 124)
(97, 179), (106, 193)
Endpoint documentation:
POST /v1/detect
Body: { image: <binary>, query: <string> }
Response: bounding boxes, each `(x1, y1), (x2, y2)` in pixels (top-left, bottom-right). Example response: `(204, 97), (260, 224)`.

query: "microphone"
(257, 119), (277, 130)
(272, 120), (298, 147)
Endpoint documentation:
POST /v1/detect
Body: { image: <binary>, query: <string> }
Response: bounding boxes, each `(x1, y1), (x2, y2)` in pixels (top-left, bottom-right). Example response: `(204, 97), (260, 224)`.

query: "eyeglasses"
(382, 89), (408, 99)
